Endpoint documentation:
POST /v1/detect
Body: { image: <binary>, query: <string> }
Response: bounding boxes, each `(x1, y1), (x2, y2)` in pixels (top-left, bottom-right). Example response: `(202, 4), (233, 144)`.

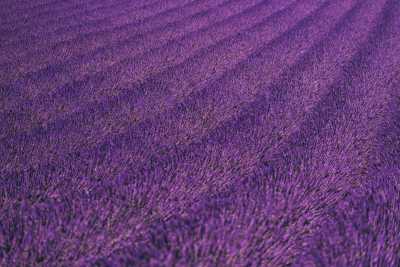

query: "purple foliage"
(1, 0), (400, 266)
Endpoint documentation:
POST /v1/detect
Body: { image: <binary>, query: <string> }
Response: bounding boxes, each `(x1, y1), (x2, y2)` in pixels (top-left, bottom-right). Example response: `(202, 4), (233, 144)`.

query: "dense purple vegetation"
(1, 0), (400, 266)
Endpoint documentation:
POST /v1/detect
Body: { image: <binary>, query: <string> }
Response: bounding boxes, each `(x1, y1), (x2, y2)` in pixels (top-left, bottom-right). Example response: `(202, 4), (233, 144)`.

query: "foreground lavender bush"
(1, 0), (399, 266)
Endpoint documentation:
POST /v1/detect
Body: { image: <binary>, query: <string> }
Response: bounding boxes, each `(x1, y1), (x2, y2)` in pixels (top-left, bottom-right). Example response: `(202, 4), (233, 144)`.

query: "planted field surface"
(1, 0), (400, 266)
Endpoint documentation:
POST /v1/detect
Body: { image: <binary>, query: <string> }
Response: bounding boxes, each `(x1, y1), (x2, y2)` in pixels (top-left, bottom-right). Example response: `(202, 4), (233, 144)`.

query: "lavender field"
(1, 0), (400, 266)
